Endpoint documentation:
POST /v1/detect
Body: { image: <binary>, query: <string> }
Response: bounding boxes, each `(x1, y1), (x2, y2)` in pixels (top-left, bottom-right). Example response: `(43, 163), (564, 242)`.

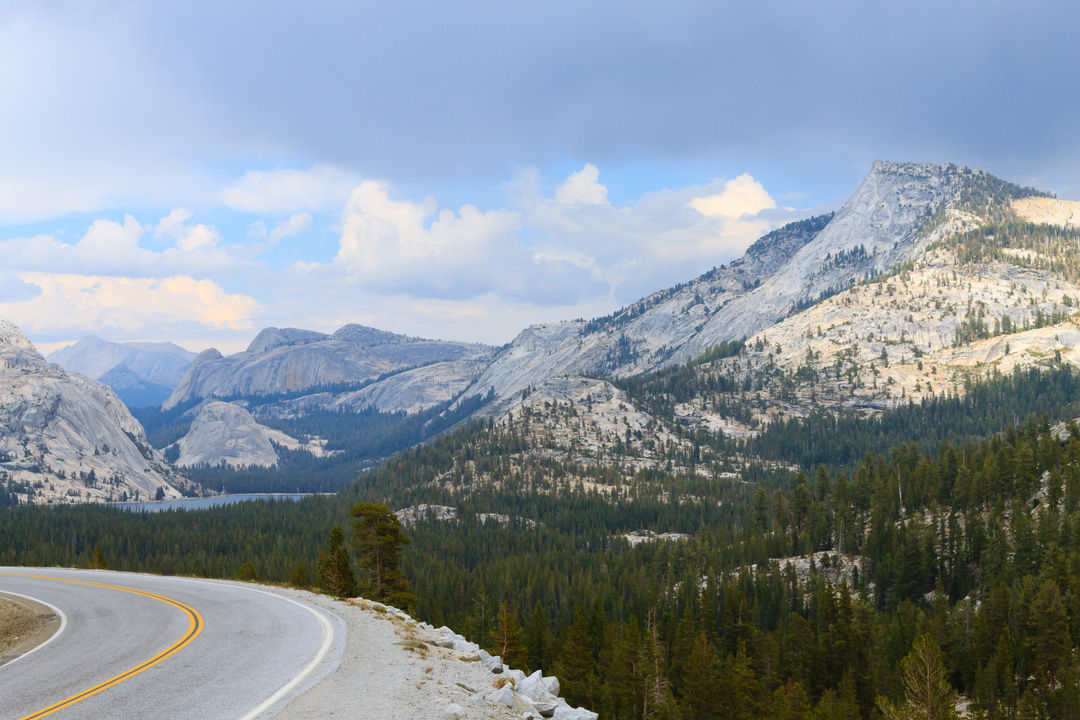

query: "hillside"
(0, 318), (188, 504)
(163, 323), (492, 415)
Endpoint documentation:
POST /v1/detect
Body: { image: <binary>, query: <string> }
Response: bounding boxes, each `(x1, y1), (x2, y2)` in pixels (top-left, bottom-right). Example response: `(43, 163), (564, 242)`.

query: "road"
(0, 568), (344, 720)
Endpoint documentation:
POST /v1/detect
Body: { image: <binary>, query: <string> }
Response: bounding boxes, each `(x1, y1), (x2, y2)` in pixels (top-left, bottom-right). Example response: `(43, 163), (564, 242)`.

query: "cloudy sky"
(2, 1), (1078, 355)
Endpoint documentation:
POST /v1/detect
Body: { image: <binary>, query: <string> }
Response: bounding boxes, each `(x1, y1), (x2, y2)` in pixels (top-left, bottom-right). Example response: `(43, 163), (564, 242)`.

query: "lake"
(112, 493), (318, 512)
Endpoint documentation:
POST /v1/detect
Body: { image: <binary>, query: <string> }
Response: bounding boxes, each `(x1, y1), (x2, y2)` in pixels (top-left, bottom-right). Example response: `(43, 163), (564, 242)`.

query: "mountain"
(163, 323), (493, 413)
(460, 162), (998, 416)
(0, 318), (187, 504)
(97, 365), (175, 408)
(174, 401), (290, 469)
(47, 336), (196, 406)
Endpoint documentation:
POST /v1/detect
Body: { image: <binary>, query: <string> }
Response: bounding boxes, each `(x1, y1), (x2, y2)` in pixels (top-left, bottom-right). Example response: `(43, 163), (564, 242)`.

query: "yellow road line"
(0, 573), (203, 720)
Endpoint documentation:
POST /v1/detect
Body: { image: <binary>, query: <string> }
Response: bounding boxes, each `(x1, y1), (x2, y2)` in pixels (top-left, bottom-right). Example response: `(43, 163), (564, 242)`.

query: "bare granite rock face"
(465, 162), (972, 413)
(0, 317), (184, 504)
(164, 323), (494, 411)
(175, 401), (287, 468)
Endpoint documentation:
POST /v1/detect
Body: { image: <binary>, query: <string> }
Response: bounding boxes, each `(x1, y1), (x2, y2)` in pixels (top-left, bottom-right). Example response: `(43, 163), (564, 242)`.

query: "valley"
(6, 160), (1080, 718)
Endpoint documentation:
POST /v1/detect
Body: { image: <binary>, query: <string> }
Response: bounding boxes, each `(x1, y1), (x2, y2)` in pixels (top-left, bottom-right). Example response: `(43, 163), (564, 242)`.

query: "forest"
(5, 364), (1080, 718)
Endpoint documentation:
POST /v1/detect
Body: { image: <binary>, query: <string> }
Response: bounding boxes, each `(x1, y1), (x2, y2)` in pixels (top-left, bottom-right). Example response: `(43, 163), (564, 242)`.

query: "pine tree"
(289, 561), (308, 587)
(678, 629), (720, 720)
(556, 609), (599, 709)
(525, 601), (550, 673)
(88, 546), (108, 570)
(491, 597), (527, 669)
(877, 634), (960, 720)
(316, 525), (355, 598)
(349, 502), (416, 608)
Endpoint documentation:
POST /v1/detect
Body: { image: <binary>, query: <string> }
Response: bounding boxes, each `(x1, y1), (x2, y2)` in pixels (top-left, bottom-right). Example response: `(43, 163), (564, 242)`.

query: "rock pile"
(352, 598), (597, 720)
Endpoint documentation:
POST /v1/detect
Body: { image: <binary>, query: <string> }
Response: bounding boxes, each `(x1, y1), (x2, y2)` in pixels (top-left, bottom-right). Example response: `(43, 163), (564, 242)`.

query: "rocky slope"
(463, 162), (992, 414)
(683, 195), (1080, 426)
(0, 318), (185, 504)
(270, 587), (597, 720)
(164, 324), (493, 414)
(173, 401), (333, 468)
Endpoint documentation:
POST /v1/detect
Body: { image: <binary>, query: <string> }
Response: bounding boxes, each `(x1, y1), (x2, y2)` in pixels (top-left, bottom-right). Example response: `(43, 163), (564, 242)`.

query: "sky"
(2, 0), (1079, 356)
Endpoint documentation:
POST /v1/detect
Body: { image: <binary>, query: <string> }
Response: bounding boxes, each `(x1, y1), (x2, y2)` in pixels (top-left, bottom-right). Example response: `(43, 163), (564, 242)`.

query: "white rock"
(486, 686), (515, 707)
(551, 707), (598, 720)
(443, 703), (467, 720)
(175, 401), (285, 469)
(518, 671), (557, 703)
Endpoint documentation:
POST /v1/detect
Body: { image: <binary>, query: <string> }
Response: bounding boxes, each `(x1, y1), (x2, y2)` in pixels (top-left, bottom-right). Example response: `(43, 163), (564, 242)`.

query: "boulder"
(551, 708), (598, 720)
(532, 702), (557, 718)
(486, 686), (516, 707)
(517, 671), (558, 704)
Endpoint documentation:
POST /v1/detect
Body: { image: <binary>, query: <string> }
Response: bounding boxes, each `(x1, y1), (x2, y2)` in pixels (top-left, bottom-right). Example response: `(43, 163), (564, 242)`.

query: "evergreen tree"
(289, 561), (308, 587)
(316, 524), (355, 598)
(877, 634), (960, 720)
(556, 609), (600, 709)
(490, 597), (527, 669)
(88, 546), (108, 570)
(349, 502), (416, 608)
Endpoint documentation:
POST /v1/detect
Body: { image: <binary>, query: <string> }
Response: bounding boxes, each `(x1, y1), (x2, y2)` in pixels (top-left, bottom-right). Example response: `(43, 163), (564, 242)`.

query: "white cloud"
(332, 180), (598, 303)
(220, 165), (358, 214)
(555, 163), (609, 206)
(0, 214), (263, 280)
(152, 208), (221, 251)
(270, 212), (312, 243)
(1, 273), (264, 348)
(689, 173), (779, 218)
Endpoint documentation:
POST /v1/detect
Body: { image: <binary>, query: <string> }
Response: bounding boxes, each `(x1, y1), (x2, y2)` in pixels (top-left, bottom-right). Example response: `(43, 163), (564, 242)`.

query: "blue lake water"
(112, 493), (318, 512)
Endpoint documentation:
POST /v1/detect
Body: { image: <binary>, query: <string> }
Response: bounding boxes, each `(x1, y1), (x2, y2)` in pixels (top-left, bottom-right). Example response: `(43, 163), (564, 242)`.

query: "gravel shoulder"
(267, 587), (594, 720)
(0, 592), (62, 666)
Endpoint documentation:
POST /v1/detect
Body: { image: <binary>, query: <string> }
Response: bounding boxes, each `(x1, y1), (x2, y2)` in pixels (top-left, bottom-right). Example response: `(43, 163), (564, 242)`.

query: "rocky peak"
(246, 327), (328, 354)
(0, 318), (38, 355)
(192, 348), (223, 365)
(330, 324), (403, 346)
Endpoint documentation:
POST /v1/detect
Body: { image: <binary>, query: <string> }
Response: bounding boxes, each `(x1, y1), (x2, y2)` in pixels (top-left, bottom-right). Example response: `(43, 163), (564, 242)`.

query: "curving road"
(0, 568), (344, 720)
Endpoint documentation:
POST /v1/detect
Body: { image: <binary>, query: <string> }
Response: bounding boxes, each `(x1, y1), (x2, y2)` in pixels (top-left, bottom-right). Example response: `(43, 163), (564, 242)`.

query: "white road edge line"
(0, 590), (68, 668)
(221, 585), (336, 720)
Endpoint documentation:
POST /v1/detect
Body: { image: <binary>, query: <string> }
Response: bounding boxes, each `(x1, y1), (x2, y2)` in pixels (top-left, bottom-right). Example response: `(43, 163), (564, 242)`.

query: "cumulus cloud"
(555, 164), (609, 206)
(332, 180), (601, 303)
(689, 174), (779, 218)
(0, 214), (264, 280)
(220, 165), (358, 214)
(153, 208), (221, 251)
(508, 165), (805, 303)
(0, 272), (264, 349)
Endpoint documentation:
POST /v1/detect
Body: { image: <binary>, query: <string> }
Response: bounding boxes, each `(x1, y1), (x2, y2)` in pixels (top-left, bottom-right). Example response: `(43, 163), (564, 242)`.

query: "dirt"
(0, 593), (62, 666)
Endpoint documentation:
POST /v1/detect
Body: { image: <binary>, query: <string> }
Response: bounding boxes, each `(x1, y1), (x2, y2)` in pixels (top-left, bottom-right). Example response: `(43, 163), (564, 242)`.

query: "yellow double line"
(1, 573), (203, 720)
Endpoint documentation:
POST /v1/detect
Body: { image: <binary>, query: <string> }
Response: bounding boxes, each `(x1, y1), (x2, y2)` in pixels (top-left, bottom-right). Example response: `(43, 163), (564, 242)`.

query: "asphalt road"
(0, 568), (344, 720)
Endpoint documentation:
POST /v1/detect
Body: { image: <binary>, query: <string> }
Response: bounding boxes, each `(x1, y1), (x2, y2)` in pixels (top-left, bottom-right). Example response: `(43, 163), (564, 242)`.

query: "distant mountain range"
(48, 336), (196, 407)
(11, 159), (1080, 503)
